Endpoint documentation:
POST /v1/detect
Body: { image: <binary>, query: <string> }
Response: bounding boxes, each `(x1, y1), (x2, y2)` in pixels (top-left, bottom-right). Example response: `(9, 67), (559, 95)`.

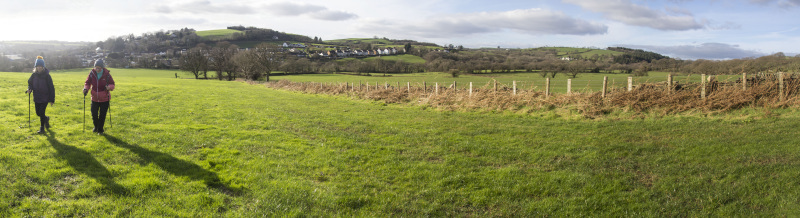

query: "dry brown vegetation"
(261, 73), (800, 118)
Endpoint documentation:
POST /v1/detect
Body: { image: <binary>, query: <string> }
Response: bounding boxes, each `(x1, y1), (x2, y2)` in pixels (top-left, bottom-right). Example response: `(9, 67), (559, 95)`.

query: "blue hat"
(34, 56), (45, 67)
(94, 59), (105, 67)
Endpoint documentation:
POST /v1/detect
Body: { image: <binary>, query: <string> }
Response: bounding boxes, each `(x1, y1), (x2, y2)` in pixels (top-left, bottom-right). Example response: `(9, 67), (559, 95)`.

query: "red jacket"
(84, 68), (116, 102)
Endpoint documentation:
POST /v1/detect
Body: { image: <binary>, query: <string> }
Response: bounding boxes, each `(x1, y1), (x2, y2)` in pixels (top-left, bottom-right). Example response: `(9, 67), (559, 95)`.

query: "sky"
(1, 0), (799, 59)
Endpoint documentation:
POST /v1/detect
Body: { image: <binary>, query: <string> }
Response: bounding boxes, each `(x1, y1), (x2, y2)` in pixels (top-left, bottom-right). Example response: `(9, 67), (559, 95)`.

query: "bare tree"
(179, 47), (207, 79)
(234, 49), (260, 80)
(209, 42), (238, 80)
(252, 43), (285, 82)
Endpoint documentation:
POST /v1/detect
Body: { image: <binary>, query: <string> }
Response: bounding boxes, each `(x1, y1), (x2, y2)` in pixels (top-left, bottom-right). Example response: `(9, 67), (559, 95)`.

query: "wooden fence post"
(545, 78), (551, 97)
(424, 81), (427, 93)
(627, 77), (633, 91)
(779, 72), (785, 101)
(453, 81), (457, 92)
(513, 81), (517, 95)
(667, 74), (673, 94)
(435, 82), (439, 95)
(494, 80), (497, 92)
(742, 73), (747, 91)
(567, 79), (572, 94)
(469, 82), (473, 97)
(701, 74), (706, 99)
(602, 76), (608, 98)
(407, 82), (411, 98)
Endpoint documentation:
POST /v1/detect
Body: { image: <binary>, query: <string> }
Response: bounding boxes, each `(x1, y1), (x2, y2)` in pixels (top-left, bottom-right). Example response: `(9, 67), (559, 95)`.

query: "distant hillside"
(532, 47), (624, 59)
(195, 29), (244, 41)
(607, 47), (670, 64)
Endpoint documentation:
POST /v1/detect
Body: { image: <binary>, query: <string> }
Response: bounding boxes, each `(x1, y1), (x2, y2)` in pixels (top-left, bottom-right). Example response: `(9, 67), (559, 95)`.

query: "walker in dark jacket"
(27, 56), (55, 134)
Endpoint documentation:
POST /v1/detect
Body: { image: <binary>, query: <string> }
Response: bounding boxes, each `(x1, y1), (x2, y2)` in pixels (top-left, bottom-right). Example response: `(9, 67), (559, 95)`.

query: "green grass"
(196, 29), (244, 41)
(363, 54), (426, 64)
(3, 68), (800, 216)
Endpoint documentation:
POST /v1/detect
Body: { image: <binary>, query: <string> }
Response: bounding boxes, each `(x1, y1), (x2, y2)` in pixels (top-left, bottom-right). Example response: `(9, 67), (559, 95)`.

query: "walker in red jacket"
(83, 59), (115, 135)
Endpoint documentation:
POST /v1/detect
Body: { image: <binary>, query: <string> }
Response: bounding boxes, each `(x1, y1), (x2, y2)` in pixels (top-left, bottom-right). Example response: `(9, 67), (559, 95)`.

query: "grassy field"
(196, 29), (244, 41)
(3, 68), (800, 216)
(363, 54), (426, 64)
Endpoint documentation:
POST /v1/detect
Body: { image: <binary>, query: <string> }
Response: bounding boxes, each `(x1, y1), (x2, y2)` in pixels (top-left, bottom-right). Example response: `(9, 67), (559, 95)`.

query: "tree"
(252, 43), (286, 82)
(209, 42), (238, 80)
(234, 49), (261, 80)
(180, 47), (208, 79)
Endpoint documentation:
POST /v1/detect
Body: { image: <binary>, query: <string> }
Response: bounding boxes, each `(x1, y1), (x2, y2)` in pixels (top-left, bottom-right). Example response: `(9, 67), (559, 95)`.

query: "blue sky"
(1, 0), (798, 59)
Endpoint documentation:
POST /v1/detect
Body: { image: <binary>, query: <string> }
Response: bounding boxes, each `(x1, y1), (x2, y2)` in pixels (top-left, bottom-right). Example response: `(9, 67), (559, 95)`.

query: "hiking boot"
(44, 116), (50, 128)
(37, 125), (45, 134)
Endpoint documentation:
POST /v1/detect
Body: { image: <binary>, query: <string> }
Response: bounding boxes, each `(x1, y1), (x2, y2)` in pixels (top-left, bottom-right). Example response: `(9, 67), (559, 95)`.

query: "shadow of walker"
(102, 134), (239, 195)
(46, 131), (128, 195)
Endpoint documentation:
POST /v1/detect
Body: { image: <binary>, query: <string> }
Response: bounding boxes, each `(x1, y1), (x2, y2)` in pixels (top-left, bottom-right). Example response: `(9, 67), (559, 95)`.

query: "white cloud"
(750, 0), (800, 7)
(357, 8), (607, 38)
(155, 0), (255, 14)
(154, 1), (358, 21)
(564, 0), (705, 31)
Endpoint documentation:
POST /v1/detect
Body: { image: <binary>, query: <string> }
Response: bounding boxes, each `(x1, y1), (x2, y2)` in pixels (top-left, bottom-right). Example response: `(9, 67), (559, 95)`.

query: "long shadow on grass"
(102, 134), (239, 195)
(46, 131), (128, 195)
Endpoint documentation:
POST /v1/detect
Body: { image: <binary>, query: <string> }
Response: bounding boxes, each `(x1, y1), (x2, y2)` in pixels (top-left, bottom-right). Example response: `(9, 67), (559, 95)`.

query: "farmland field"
(196, 29), (244, 41)
(2, 68), (800, 216)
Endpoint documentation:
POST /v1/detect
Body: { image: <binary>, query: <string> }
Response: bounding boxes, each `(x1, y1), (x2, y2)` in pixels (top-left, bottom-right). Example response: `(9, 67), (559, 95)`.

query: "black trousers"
(35, 103), (48, 127)
(91, 101), (109, 132)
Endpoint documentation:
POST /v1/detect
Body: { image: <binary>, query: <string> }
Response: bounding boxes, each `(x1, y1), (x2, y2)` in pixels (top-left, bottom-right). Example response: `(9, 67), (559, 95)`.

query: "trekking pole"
(28, 91), (31, 128)
(108, 90), (112, 128)
(83, 92), (86, 132)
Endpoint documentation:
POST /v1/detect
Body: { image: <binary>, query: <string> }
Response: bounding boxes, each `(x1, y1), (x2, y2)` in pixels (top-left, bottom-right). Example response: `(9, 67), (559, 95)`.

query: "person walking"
(26, 56), (56, 134)
(83, 59), (115, 135)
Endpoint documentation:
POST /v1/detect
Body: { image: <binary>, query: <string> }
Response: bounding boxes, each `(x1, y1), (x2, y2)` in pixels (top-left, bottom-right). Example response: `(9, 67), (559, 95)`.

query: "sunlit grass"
(2, 69), (800, 216)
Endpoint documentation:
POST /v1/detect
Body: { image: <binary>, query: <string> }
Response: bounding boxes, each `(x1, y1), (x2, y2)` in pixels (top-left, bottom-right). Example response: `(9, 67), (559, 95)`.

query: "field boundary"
(262, 72), (800, 117)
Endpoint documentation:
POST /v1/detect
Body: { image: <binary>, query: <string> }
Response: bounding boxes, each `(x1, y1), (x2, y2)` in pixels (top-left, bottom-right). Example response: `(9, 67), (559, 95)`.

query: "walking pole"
(28, 91), (31, 128)
(108, 90), (111, 128)
(83, 92), (86, 132)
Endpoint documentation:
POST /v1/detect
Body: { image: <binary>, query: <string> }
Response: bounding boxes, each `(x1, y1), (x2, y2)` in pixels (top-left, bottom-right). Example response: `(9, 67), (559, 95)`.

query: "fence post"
(513, 81), (517, 95)
(701, 74), (706, 99)
(667, 74), (673, 94)
(453, 81), (457, 92)
(627, 77), (633, 91)
(494, 80), (497, 92)
(407, 82), (411, 98)
(602, 76), (608, 98)
(545, 78), (551, 97)
(469, 82), (473, 97)
(742, 73), (747, 91)
(424, 81), (427, 93)
(779, 72), (785, 102)
(567, 79), (572, 94)
(435, 82), (439, 95)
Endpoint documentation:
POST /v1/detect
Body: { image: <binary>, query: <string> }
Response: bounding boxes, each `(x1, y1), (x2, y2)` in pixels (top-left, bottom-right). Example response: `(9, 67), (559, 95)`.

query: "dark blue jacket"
(27, 68), (55, 103)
